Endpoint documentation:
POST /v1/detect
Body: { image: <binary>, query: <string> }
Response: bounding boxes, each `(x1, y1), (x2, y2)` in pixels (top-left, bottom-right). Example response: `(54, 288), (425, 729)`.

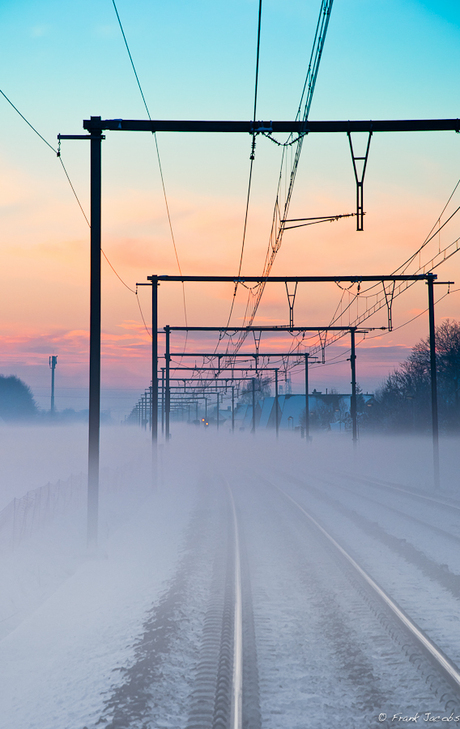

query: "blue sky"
(2, 1), (459, 121)
(1, 1), (460, 414)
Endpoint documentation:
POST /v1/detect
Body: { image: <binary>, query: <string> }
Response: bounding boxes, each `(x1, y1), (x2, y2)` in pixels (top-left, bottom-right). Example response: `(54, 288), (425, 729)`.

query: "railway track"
(186, 482), (248, 729)
(331, 468), (460, 532)
(89, 467), (460, 728)
(273, 481), (460, 696)
(336, 471), (460, 513)
(247, 471), (460, 723)
(91, 477), (260, 729)
(274, 466), (460, 588)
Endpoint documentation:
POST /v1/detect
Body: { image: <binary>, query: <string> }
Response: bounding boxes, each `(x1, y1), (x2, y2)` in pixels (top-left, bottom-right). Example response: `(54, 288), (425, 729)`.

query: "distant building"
(236, 390), (374, 432)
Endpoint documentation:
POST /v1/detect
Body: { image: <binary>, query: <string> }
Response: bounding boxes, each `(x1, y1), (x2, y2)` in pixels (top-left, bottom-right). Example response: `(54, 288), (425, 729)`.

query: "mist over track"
(1, 425), (460, 727)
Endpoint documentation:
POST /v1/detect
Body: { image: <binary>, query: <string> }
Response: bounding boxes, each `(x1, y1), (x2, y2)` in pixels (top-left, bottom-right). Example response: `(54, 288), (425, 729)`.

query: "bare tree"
(370, 319), (460, 432)
(239, 376), (272, 404)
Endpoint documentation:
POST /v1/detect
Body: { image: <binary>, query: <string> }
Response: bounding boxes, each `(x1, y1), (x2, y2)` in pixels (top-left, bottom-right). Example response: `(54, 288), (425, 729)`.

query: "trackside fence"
(0, 462), (146, 552)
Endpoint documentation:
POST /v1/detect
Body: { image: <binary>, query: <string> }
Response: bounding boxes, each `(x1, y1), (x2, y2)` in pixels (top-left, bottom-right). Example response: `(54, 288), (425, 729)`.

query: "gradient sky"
(1, 0), (460, 416)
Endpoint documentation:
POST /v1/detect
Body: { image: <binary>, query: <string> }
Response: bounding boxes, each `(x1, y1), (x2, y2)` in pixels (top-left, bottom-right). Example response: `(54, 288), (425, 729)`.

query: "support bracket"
(285, 281), (299, 328)
(382, 281), (396, 331)
(252, 330), (262, 357)
(348, 130), (372, 231)
(318, 331), (327, 364)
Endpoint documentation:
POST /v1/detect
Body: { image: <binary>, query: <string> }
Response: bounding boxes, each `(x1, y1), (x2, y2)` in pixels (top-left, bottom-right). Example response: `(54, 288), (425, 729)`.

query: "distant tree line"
(0, 375), (109, 424)
(367, 319), (460, 433)
(0, 375), (38, 422)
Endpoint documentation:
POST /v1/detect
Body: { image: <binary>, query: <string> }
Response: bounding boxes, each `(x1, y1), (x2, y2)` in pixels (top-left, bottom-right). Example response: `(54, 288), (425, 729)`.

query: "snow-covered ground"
(1, 424), (459, 727)
(0, 425), (198, 728)
(0, 490), (194, 729)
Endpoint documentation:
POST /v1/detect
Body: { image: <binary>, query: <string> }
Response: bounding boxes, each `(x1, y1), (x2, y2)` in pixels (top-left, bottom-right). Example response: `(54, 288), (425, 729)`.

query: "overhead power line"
(1, 88), (142, 302)
(0, 89), (57, 154)
(285, 181), (460, 362)
(226, 0), (263, 330)
(111, 0), (188, 334)
(224, 0), (335, 361)
(0, 88), (90, 227)
(243, 0), (335, 323)
(397, 179), (460, 275)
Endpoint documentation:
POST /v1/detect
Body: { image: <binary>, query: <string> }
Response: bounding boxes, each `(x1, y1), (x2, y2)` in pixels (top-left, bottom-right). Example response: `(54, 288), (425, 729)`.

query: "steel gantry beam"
(162, 347), (294, 441)
(82, 117), (460, 134)
(133, 377), (247, 432)
(165, 380), (237, 432)
(163, 373), (276, 431)
(58, 110), (457, 549)
(152, 274), (435, 283)
(147, 273), (441, 483)
(160, 325), (367, 443)
(164, 367), (283, 436)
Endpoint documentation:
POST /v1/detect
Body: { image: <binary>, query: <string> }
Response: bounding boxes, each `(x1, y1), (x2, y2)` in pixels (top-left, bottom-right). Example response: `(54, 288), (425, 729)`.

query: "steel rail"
(308, 471), (460, 547)
(335, 471), (460, 515)
(227, 484), (243, 729)
(273, 483), (460, 694)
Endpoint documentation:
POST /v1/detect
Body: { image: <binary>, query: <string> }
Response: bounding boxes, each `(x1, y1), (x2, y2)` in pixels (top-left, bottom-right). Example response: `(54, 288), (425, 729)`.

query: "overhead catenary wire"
(269, 286), (460, 383)
(111, 0), (189, 343)
(225, 0), (263, 331)
(218, 0), (335, 368)
(1, 88), (86, 233)
(1, 88), (152, 335)
(1, 88), (90, 230)
(270, 179), (460, 368)
(224, 0), (335, 361)
(283, 286), (460, 385)
(136, 286), (153, 338)
(397, 178), (460, 275)
(364, 287), (460, 341)
(316, 184), (460, 355)
(244, 0), (335, 313)
(0, 89), (57, 154)
(57, 155), (91, 227)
